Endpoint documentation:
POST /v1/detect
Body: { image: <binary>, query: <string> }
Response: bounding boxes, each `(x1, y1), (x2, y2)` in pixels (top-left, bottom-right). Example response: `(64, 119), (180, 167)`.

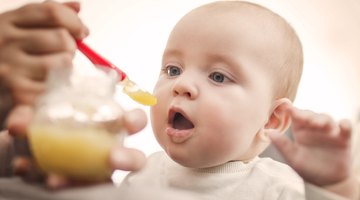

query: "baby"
(121, 1), (357, 199)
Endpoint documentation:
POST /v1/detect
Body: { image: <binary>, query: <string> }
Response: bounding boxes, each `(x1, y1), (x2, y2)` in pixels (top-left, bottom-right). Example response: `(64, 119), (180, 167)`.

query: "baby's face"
(151, 7), (285, 168)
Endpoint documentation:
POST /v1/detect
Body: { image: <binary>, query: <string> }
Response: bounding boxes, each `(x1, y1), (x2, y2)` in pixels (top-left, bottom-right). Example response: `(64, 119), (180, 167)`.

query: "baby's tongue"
(173, 113), (194, 130)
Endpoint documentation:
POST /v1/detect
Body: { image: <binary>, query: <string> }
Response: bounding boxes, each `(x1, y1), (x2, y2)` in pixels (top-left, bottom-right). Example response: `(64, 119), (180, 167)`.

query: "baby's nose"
(172, 74), (198, 99)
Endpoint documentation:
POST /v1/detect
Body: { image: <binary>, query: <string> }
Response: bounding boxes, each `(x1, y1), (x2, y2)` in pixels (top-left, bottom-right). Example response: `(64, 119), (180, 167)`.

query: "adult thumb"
(6, 105), (34, 137)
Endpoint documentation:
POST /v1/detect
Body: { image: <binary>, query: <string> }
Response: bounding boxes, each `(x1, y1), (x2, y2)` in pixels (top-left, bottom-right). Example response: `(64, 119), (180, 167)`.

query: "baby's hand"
(270, 105), (352, 186)
(0, 1), (88, 105)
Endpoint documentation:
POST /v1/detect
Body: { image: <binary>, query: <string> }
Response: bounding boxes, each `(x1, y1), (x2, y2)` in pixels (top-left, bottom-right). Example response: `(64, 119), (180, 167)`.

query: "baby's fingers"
(289, 107), (338, 134)
(286, 106), (313, 127)
(338, 119), (352, 145)
(268, 130), (297, 164)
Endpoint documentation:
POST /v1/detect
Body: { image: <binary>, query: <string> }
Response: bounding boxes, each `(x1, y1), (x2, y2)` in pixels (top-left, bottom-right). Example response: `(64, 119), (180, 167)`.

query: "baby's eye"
(166, 65), (182, 77)
(209, 72), (229, 83)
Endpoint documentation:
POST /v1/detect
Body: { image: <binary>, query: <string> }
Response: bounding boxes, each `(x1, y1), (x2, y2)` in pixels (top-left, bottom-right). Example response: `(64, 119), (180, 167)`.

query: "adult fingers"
(122, 108), (147, 135)
(1, 48), (73, 82)
(6, 105), (34, 137)
(8, 76), (46, 104)
(46, 173), (69, 189)
(16, 28), (77, 55)
(110, 147), (146, 171)
(10, 1), (88, 39)
(12, 156), (44, 182)
(62, 1), (81, 13)
(46, 173), (111, 189)
(23, 52), (73, 81)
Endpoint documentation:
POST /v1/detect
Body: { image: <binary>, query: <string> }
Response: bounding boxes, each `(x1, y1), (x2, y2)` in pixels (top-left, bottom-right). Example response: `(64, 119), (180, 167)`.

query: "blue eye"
(209, 72), (226, 83)
(166, 65), (182, 77)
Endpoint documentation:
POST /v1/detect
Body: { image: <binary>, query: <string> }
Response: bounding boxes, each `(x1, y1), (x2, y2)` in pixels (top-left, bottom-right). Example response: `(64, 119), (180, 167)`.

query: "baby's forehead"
(188, 2), (290, 34)
(191, 2), (299, 58)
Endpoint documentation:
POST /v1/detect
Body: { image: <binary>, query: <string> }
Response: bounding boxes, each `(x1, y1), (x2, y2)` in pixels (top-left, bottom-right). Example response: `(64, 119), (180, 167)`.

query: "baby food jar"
(29, 67), (125, 181)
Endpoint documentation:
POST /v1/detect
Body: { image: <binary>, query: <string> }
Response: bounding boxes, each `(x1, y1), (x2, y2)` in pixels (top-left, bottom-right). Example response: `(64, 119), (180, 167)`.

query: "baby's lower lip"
(165, 127), (193, 144)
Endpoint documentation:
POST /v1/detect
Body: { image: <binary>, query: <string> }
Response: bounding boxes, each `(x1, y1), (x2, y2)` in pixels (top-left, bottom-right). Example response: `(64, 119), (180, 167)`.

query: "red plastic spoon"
(76, 40), (157, 106)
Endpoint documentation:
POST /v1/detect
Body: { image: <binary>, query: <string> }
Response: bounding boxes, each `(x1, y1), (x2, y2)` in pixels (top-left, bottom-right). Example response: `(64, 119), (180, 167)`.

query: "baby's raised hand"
(270, 105), (352, 186)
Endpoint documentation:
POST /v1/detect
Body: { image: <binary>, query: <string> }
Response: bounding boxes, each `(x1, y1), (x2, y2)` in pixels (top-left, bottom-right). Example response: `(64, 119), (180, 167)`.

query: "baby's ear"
(259, 98), (292, 142)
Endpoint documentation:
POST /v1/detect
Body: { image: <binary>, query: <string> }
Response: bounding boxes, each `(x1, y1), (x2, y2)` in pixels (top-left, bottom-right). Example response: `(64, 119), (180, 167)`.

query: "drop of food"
(122, 78), (157, 106)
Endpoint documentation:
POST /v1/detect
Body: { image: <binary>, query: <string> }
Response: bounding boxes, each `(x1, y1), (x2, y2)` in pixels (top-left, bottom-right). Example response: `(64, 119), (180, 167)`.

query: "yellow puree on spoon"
(121, 77), (157, 106)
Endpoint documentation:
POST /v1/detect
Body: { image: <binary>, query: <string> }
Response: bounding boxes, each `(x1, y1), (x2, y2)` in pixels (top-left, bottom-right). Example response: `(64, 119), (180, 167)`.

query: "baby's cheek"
(205, 123), (256, 161)
(150, 107), (168, 144)
(198, 129), (237, 161)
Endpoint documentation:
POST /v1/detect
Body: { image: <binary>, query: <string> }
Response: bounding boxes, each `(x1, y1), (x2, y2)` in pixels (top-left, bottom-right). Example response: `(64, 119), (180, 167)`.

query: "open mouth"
(169, 110), (194, 130)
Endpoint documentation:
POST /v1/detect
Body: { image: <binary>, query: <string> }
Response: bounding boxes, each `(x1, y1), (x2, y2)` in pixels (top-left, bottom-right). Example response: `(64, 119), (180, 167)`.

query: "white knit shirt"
(123, 151), (346, 200)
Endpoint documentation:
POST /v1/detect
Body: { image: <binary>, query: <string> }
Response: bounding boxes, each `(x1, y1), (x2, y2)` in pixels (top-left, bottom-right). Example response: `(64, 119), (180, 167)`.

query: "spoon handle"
(76, 40), (127, 81)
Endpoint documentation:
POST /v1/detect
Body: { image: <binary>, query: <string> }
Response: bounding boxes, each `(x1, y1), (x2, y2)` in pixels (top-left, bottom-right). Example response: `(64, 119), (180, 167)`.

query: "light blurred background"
(1, 0), (360, 179)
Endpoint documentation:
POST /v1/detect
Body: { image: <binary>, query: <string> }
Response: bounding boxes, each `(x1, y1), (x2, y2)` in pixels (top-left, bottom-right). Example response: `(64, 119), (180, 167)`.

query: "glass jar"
(28, 67), (125, 181)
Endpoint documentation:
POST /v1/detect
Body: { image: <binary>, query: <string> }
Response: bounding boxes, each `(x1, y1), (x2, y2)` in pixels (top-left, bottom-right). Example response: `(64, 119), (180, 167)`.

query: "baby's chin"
(166, 151), (227, 169)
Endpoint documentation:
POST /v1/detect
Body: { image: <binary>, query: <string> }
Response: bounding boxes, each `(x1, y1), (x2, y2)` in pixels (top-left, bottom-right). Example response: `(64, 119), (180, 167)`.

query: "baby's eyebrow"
(207, 52), (245, 74)
(162, 49), (183, 59)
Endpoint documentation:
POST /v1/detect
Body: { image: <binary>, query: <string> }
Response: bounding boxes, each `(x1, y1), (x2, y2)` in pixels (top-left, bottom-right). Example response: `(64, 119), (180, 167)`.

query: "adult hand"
(0, 1), (88, 105)
(1, 0), (147, 190)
